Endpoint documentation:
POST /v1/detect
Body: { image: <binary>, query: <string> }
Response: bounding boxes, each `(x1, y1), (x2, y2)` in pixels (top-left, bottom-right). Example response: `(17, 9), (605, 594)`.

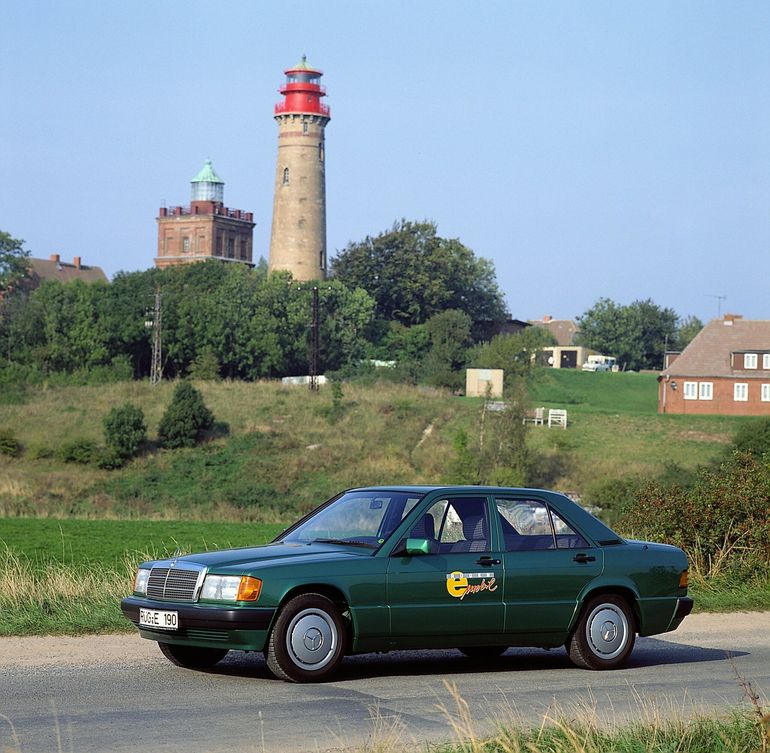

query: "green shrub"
(0, 428), (21, 457)
(731, 417), (770, 458)
(618, 452), (770, 578)
(103, 403), (146, 466)
(57, 438), (99, 464)
(158, 382), (215, 449)
(27, 443), (54, 459)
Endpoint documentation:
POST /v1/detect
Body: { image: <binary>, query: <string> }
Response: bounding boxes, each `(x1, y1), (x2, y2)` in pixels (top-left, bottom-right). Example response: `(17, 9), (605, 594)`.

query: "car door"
(495, 496), (603, 637)
(386, 495), (504, 638)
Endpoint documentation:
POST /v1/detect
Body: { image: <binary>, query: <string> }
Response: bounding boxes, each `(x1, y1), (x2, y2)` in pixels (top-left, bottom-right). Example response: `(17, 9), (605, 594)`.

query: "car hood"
(146, 541), (373, 573)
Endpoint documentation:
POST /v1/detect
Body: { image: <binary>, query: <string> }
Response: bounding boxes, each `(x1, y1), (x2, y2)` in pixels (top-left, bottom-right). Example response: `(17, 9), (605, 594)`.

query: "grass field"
(0, 372), (747, 520)
(0, 520), (284, 635)
(0, 519), (284, 568)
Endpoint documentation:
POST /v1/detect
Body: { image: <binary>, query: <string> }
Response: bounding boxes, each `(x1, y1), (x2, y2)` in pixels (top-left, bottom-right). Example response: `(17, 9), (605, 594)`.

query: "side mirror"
(405, 537), (431, 556)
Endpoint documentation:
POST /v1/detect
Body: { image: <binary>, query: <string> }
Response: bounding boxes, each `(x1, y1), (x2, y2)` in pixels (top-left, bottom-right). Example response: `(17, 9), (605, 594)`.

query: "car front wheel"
(158, 642), (229, 669)
(567, 594), (635, 670)
(265, 593), (346, 683)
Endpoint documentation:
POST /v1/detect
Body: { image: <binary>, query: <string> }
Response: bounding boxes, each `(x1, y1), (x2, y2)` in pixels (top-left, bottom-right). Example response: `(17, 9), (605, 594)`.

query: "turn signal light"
(678, 570), (689, 588)
(237, 576), (262, 601)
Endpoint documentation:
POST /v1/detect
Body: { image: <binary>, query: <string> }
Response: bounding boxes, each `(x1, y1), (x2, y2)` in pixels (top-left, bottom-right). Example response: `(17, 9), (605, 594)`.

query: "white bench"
(523, 407), (545, 425)
(548, 408), (568, 429)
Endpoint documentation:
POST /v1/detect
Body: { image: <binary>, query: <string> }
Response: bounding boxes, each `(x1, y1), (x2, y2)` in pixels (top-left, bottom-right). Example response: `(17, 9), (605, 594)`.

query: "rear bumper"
(121, 596), (275, 651)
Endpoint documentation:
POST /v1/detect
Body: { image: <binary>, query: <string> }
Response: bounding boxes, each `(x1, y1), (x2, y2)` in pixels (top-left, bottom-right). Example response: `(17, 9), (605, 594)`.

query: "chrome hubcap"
(286, 608), (337, 669)
(586, 604), (629, 659)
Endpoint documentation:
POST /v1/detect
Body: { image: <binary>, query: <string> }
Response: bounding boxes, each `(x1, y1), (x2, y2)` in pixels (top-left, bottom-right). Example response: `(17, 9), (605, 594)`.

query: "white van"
(581, 354), (617, 372)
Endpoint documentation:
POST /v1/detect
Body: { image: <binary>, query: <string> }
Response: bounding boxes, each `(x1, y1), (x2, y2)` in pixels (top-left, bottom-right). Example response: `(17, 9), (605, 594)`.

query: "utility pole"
(147, 288), (163, 385)
(309, 286), (319, 391)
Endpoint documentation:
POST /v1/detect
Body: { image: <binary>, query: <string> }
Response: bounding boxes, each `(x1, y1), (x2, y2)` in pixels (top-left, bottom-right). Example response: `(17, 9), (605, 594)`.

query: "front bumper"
(121, 596), (275, 651)
(668, 596), (694, 631)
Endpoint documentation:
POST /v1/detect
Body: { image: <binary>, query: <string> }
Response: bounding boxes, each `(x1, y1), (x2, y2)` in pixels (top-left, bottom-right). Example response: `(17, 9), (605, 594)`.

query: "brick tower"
(268, 56), (330, 281)
(155, 160), (255, 269)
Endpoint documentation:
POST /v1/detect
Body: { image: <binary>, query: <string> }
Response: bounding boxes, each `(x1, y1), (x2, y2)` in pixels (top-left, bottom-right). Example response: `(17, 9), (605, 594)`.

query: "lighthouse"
(268, 56), (330, 281)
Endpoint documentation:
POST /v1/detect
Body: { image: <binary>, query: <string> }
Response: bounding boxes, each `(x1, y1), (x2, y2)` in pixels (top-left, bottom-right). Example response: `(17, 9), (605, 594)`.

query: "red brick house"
(658, 314), (770, 415)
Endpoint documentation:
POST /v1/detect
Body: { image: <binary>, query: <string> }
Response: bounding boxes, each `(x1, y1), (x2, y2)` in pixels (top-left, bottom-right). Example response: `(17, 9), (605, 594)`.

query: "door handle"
(573, 553), (596, 564)
(476, 557), (501, 566)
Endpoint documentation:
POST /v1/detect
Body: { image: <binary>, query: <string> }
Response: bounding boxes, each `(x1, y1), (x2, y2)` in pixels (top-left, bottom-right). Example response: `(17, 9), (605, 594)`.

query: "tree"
(330, 220), (507, 326)
(467, 326), (556, 387)
(421, 309), (473, 390)
(0, 232), (32, 364)
(158, 382), (215, 449)
(0, 231), (30, 295)
(675, 315), (703, 351)
(576, 298), (678, 371)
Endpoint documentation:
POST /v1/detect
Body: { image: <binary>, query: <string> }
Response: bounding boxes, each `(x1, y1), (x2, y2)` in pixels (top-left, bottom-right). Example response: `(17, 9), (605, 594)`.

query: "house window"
(182, 237), (190, 253)
(699, 382), (713, 400)
(302, 121), (308, 134)
(745, 353), (758, 369)
(683, 382), (697, 400)
(764, 354), (770, 369)
(282, 167), (289, 185)
(734, 383), (748, 401)
(227, 238), (234, 259)
(762, 384), (770, 402)
(318, 142), (324, 162)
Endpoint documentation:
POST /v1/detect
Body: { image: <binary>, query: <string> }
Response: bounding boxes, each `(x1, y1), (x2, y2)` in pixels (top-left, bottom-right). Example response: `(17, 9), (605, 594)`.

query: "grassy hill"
(0, 371), (747, 521)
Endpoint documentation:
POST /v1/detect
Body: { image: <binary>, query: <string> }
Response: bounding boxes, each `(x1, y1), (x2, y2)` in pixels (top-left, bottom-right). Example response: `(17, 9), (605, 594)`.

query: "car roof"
(348, 485), (557, 494)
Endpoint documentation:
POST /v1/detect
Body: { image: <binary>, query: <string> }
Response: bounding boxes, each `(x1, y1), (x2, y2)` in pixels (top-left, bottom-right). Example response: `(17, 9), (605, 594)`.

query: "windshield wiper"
(312, 538), (378, 549)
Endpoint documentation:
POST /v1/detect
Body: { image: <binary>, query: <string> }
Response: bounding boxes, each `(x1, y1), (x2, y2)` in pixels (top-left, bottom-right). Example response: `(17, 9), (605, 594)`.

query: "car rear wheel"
(265, 593), (346, 683)
(458, 646), (508, 660)
(158, 642), (229, 669)
(567, 594), (635, 670)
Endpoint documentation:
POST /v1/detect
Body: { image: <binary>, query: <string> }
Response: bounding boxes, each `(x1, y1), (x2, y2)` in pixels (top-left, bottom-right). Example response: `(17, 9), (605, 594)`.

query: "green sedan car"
(121, 486), (692, 682)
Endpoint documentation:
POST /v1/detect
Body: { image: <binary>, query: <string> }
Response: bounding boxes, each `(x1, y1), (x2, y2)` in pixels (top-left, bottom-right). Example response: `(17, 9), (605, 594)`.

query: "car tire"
(158, 642), (229, 669)
(458, 646), (508, 660)
(265, 593), (346, 683)
(567, 594), (636, 670)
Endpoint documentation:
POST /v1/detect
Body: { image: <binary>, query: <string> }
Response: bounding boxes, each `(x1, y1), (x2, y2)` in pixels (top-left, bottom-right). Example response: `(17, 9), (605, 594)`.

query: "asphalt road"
(1, 612), (768, 753)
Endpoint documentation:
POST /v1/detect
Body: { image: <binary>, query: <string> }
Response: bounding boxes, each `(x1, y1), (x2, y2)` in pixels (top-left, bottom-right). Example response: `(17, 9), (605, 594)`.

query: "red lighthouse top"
(275, 55), (330, 118)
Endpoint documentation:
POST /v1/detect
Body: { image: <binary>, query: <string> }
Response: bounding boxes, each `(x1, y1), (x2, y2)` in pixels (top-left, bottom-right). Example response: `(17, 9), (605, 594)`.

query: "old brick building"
(155, 161), (255, 269)
(658, 314), (770, 415)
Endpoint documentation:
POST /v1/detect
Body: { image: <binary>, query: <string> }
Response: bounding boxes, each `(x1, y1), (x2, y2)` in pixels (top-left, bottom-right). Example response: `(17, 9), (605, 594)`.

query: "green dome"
(191, 160), (223, 184)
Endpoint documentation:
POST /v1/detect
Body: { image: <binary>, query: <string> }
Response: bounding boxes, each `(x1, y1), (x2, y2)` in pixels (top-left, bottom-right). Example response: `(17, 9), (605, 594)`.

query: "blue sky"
(2, 1), (768, 322)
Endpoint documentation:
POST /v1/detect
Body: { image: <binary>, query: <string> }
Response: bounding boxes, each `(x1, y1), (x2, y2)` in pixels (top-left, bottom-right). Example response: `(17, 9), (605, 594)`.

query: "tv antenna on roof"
(706, 294), (726, 318)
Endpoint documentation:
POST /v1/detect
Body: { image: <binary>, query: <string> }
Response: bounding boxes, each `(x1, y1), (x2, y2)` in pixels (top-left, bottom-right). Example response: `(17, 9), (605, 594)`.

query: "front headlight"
(201, 574), (262, 602)
(134, 568), (151, 595)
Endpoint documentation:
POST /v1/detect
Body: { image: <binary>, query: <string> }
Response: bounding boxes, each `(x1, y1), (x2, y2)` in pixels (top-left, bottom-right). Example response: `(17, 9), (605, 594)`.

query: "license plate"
(139, 608), (179, 631)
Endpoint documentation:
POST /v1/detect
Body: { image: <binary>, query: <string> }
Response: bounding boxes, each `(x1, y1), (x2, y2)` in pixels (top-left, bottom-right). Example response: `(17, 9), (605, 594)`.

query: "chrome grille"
(146, 566), (203, 602)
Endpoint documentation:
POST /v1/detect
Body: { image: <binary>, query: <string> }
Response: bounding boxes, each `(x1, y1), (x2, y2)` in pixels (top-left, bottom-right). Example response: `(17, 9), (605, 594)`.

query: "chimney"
(73, 256), (81, 269)
(543, 315), (552, 323)
(723, 313), (743, 324)
(49, 254), (60, 263)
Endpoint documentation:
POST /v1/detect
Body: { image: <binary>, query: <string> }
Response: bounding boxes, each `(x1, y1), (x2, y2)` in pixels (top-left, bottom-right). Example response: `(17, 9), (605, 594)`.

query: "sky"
(2, 1), (769, 323)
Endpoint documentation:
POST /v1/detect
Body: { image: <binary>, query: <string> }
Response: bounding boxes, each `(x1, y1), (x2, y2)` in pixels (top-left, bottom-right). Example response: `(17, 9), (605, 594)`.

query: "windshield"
(281, 490), (423, 550)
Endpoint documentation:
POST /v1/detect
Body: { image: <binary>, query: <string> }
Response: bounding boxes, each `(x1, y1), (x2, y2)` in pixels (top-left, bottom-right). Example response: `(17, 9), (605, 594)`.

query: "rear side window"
(496, 499), (588, 551)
